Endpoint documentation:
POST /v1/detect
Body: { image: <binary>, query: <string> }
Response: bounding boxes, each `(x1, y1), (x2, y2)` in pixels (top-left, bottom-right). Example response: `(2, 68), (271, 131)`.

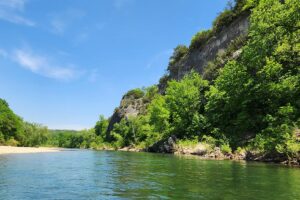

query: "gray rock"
(159, 12), (250, 93)
(147, 135), (177, 153)
(107, 96), (148, 134)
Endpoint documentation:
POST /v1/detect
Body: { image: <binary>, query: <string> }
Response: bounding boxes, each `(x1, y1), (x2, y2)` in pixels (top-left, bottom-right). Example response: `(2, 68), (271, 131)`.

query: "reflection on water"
(0, 150), (299, 199)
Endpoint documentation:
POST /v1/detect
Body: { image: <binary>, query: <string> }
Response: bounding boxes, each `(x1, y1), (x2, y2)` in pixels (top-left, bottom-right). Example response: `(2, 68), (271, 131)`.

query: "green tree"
(0, 98), (24, 144)
(148, 95), (170, 136)
(94, 115), (109, 138)
(206, 0), (300, 151)
(165, 72), (209, 139)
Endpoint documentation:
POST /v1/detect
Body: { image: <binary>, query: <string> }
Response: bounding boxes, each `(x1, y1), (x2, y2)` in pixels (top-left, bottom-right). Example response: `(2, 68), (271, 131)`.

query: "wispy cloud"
(146, 49), (173, 69)
(49, 8), (85, 35)
(0, 0), (35, 26)
(12, 49), (81, 80)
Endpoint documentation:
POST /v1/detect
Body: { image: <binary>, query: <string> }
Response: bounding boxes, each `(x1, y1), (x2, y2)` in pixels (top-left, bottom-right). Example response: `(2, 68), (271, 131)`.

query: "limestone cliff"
(107, 90), (148, 133)
(108, 11), (250, 132)
(170, 12), (249, 80)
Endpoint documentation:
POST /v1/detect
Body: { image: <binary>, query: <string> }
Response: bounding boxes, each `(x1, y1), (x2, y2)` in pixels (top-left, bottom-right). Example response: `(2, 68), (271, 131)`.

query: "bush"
(221, 143), (232, 154)
(143, 85), (159, 103)
(189, 0), (248, 51)
(212, 10), (235, 34)
(276, 139), (300, 159)
(124, 88), (145, 99)
(111, 132), (125, 149)
(167, 45), (188, 74)
(213, 0), (248, 34)
(201, 135), (217, 147)
(190, 30), (212, 50)
(6, 138), (19, 146)
(0, 133), (4, 145)
(235, 147), (246, 154)
(177, 138), (199, 148)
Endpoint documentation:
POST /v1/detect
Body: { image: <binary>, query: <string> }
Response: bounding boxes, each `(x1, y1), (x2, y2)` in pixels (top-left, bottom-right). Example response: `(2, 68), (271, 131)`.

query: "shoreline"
(114, 146), (300, 167)
(0, 146), (64, 155)
(1, 145), (298, 167)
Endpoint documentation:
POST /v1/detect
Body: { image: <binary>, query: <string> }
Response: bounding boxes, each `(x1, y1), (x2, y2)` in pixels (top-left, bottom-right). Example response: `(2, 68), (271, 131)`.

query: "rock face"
(107, 95), (147, 133)
(147, 135), (177, 153)
(170, 12), (250, 81)
(108, 12), (250, 132)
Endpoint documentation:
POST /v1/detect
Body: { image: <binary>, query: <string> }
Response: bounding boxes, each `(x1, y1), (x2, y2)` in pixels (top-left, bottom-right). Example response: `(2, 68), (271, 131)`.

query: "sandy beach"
(0, 146), (63, 155)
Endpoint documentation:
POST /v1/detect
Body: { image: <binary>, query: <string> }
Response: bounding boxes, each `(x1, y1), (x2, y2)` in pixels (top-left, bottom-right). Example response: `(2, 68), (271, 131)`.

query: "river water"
(0, 150), (299, 199)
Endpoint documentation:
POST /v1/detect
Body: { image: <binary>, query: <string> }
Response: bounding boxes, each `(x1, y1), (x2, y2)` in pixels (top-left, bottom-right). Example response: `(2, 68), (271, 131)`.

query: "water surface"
(0, 150), (299, 199)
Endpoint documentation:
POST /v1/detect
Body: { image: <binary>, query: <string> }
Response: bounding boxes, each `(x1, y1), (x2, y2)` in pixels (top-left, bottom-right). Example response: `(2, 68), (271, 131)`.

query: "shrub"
(177, 138), (199, 148)
(212, 10), (235, 34)
(6, 138), (19, 146)
(124, 88), (145, 99)
(143, 85), (159, 103)
(201, 135), (217, 148)
(111, 132), (125, 149)
(213, 0), (248, 34)
(190, 30), (212, 50)
(0, 133), (4, 145)
(189, 1), (248, 51)
(235, 147), (246, 154)
(276, 139), (300, 159)
(167, 45), (188, 74)
(221, 144), (232, 154)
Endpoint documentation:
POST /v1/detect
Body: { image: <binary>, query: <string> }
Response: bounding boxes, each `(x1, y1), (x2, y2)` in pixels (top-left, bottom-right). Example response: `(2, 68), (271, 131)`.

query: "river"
(0, 150), (299, 199)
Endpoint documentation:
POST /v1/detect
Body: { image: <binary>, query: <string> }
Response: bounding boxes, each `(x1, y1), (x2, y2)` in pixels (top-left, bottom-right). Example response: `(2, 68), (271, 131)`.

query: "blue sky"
(0, 0), (228, 130)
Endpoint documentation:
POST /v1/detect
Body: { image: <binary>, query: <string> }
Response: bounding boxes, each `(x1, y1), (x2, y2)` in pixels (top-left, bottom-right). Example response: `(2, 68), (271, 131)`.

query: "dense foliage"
(0, 98), (107, 149)
(46, 129), (102, 149)
(0, 99), (49, 147)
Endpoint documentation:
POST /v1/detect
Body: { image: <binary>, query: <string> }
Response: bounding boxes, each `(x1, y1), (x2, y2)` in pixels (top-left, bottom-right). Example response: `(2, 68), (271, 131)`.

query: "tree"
(94, 115), (108, 138)
(0, 98), (24, 144)
(206, 0), (300, 151)
(165, 72), (209, 139)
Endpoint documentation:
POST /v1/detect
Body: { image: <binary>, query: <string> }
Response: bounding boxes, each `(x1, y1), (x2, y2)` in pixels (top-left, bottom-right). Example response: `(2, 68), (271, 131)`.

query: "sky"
(0, 0), (228, 130)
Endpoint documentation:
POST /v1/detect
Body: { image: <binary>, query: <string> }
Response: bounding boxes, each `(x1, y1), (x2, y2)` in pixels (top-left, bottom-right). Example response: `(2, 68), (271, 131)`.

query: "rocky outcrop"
(108, 12), (251, 132)
(170, 12), (250, 80)
(107, 94), (147, 133)
(146, 137), (247, 160)
(147, 135), (177, 153)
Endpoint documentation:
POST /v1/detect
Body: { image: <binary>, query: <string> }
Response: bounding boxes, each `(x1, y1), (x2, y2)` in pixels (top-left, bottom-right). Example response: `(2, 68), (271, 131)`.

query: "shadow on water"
(0, 150), (299, 200)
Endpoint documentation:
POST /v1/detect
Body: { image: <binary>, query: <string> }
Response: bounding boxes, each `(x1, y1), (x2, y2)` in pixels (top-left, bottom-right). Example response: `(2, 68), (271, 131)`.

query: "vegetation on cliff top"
(160, 0), (250, 87)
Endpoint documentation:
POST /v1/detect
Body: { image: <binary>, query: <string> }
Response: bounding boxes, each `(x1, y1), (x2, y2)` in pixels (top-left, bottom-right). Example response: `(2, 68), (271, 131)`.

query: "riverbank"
(103, 137), (300, 167)
(117, 147), (300, 166)
(0, 146), (64, 155)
